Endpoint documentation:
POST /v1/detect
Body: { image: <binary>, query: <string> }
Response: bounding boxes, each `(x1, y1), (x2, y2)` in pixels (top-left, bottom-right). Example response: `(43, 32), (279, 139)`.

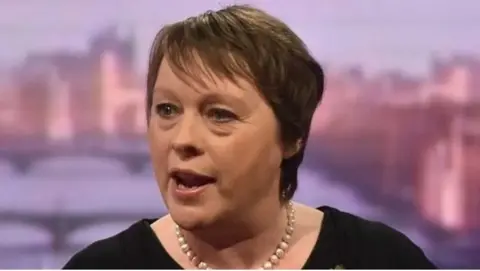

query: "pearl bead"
(191, 256), (200, 266)
(263, 261), (273, 269)
(286, 226), (294, 234)
(270, 255), (279, 264)
(275, 248), (285, 258)
(283, 234), (291, 242)
(178, 237), (186, 245)
(198, 262), (208, 269)
(186, 250), (194, 260)
(279, 241), (288, 250)
(180, 244), (189, 252)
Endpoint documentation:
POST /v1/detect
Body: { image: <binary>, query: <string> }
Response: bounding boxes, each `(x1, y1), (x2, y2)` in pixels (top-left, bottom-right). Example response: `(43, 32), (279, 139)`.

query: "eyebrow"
(153, 84), (250, 111)
(153, 85), (174, 94)
(151, 86), (180, 102)
(202, 92), (253, 114)
(202, 92), (243, 105)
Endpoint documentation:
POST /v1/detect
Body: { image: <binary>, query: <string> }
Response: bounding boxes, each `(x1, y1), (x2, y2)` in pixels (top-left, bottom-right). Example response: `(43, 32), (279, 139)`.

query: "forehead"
(153, 58), (257, 100)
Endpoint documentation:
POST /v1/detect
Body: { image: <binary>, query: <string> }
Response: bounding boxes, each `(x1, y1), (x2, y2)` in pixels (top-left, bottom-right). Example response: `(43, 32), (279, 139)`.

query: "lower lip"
(171, 181), (211, 199)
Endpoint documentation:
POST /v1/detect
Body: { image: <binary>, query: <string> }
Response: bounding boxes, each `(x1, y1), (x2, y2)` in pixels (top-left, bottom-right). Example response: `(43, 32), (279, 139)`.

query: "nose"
(171, 114), (204, 160)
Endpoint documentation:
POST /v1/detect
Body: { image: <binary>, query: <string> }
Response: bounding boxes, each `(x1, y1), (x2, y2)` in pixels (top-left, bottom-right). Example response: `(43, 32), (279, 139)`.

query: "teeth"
(178, 183), (198, 190)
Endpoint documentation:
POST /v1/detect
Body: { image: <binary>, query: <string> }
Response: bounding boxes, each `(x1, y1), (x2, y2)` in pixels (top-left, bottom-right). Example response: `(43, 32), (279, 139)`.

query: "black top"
(63, 206), (436, 269)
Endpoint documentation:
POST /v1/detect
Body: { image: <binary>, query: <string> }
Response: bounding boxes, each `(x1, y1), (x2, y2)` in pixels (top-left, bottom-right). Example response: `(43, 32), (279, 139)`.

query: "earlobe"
(283, 139), (302, 159)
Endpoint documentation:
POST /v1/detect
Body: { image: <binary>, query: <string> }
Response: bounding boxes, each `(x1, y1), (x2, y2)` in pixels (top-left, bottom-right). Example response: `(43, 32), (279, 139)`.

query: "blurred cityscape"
(0, 26), (479, 268)
(0, 28), (149, 174)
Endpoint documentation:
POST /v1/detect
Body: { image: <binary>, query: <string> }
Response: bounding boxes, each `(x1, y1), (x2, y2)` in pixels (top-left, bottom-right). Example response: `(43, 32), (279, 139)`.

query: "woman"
(64, 4), (436, 269)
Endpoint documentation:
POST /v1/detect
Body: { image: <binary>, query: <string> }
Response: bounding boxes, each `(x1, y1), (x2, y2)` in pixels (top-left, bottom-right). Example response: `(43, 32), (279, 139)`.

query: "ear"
(283, 138), (302, 159)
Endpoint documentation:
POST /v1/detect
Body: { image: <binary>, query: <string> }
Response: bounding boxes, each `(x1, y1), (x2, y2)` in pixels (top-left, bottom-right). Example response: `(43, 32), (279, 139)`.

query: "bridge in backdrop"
(0, 137), (150, 174)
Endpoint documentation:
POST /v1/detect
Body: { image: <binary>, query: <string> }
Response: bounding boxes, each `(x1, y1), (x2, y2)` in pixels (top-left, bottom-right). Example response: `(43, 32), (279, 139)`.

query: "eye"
(155, 103), (180, 119)
(207, 108), (238, 123)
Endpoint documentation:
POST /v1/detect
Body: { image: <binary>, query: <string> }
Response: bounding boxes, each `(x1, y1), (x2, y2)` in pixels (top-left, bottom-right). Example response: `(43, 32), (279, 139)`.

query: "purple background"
(0, 0), (479, 268)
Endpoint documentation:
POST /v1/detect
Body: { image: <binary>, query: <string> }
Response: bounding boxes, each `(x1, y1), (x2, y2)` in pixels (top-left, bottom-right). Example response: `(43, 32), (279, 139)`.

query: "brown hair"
(146, 4), (325, 201)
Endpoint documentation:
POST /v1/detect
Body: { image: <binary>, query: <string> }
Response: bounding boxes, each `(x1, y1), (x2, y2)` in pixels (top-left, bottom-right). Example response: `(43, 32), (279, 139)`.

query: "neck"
(181, 199), (290, 269)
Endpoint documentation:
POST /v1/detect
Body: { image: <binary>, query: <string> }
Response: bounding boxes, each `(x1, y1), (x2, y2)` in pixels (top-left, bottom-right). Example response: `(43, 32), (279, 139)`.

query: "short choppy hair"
(146, 5), (325, 202)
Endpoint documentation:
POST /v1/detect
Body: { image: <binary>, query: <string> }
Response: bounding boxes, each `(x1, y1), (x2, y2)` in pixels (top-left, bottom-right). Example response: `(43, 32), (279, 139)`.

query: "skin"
(148, 58), (323, 269)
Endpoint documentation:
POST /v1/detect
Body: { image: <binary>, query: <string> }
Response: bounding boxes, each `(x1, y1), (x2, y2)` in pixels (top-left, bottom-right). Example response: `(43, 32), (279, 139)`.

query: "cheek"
(148, 126), (170, 186)
(210, 123), (283, 188)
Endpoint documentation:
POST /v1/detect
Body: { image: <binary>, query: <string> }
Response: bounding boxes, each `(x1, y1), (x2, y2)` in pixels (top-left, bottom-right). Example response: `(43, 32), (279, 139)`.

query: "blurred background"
(0, 0), (479, 268)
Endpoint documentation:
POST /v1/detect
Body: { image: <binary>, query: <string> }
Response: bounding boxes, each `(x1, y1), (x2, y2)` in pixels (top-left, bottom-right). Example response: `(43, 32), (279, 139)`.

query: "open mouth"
(170, 169), (216, 190)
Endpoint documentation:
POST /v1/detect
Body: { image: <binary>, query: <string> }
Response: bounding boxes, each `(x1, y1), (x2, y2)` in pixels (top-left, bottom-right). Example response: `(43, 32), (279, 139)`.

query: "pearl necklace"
(174, 201), (295, 270)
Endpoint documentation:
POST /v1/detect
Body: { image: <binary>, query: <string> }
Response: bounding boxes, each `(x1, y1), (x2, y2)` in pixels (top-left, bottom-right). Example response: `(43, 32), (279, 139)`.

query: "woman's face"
(148, 59), (287, 230)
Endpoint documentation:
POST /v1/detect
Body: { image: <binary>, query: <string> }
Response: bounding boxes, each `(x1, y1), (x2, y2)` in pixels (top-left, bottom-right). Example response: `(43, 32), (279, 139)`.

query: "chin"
(167, 201), (217, 230)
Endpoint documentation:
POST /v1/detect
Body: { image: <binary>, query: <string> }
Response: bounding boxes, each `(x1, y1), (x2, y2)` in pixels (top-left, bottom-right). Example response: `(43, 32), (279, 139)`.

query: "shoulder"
(63, 220), (151, 269)
(319, 206), (436, 269)
(63, 234), (123, 269)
